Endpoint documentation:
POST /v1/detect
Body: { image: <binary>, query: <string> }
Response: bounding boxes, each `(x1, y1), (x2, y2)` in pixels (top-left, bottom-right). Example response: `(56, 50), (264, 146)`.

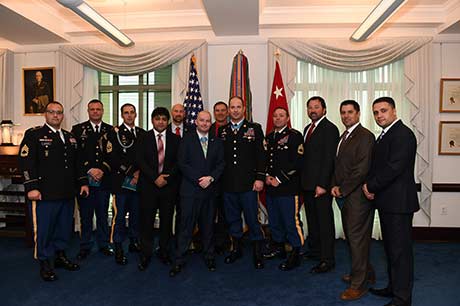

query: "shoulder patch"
(106, 140), (112, 153)
(20, 144), (29, 157)
(297, 143), (304, 155)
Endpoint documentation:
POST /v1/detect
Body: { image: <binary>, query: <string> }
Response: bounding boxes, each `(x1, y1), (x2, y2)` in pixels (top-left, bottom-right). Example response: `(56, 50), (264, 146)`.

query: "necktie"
(336, 130), (349, 156)
(56, 131), (64, 143)
(305, 122), (316, 143)
(200, 136), (208, 157)
(95, 125), (99, 133)
(131, 128), (136, 138)
(157, 134), (164, 174)
(377, 130), (385, 143)
(175, 126), (181, 136)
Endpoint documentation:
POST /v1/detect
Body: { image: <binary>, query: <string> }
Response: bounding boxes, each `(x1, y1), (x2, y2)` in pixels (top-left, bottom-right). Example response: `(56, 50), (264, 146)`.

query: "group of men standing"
(19, 94), (418, 306)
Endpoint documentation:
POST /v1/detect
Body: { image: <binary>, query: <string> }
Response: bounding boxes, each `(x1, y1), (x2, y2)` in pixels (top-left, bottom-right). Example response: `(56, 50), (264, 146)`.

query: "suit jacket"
(366, 120), (419, 214)
(136, 129), (181, 193)
(105, 125), (146, 193)
(332, 124), (375, 198)
(218, 120), (266, 192)
(301, 117), (339, 191)
(19, 125), (87, 200)
(71, 120), (112, 189)
(178, 132), (225, 198)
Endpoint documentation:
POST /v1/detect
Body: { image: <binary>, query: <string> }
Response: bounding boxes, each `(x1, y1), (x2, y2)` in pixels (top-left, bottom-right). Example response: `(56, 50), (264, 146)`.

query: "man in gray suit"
(331, 100), (375, 300)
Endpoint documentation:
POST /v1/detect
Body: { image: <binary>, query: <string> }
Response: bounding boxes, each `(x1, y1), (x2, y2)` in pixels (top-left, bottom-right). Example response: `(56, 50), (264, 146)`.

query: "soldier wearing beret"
(72, 99), (114, 260)
(263, 107), (304, 271)
(218, 96), (266, 269)
(19, 101), (89, 281)
(105, 103), (145, 265)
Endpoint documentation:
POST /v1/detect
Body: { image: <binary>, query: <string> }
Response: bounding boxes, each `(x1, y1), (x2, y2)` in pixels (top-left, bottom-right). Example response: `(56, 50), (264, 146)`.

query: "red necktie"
(175, 126), (181, 136)
(305, 122), (316, 143)
(157, 134), (165, 174)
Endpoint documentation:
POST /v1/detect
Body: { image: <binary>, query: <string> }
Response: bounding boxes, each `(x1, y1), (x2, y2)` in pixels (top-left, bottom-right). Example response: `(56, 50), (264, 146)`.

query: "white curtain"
(57, 52), (84, 130)
(404, 44), (433, 221)
(0, 49), (13, 121)
(269, 37), (432, 72)
(59, 40), (206, 76)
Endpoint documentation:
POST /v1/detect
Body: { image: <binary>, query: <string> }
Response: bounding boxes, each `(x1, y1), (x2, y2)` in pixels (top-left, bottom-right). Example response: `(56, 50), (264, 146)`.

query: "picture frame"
(438, 121), (460, 155)
(440, 78), (460, 113)
(23, 67), (55, 115)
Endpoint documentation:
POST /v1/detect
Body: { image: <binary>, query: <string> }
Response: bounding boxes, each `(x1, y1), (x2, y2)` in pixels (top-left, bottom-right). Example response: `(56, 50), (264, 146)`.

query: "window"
(98, 66), (172, 130)
(290, 60), (408, 135)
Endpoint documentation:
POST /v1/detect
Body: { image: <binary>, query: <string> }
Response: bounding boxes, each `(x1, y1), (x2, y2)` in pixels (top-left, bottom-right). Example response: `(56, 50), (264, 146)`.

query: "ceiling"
(0, 0), (459, 48)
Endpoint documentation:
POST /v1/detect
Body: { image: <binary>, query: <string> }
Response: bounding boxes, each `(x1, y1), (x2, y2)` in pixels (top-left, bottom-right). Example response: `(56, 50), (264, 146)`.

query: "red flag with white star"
(266, 61), (291, 133)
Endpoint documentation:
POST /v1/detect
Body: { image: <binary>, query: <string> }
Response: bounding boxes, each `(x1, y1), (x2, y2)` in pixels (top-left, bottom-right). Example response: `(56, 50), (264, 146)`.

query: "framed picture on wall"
(23, 67), (55, 115)
(439, 121), (460, 155)
(440, 78), (460, 112)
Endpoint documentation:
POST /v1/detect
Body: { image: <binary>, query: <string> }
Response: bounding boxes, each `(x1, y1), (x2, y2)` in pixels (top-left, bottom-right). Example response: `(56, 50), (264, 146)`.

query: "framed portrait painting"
(440, 78), (460, 113)
(439, 121), (460, 155)
(23, 67), (55, 115)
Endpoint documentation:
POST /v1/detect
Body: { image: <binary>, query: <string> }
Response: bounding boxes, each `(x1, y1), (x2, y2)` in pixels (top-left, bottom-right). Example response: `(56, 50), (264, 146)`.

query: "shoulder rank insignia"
(106, 140), (113, 153)
(297, 144), (304, 155)
(20, 144), (29, 157)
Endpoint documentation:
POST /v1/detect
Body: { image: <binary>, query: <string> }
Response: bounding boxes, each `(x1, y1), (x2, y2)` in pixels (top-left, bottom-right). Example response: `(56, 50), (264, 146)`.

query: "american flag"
(183, 55), (203, 126)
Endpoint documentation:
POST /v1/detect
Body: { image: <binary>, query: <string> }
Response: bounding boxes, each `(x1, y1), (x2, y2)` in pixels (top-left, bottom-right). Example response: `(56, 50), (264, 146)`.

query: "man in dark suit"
(169, 111), (225, 276)
(72, 99), (114, 260)
(106, 103), (145, 265)
(331, 100), (375, 300)
(301, 96), (339, 273)
(209, 101), (229, 254)
(363, 97), (419, 306)
(218, 96), (266, 269)
(168, 103), (194, 137)
(19, 101), (88, 281)
(136, 107), (181, 271)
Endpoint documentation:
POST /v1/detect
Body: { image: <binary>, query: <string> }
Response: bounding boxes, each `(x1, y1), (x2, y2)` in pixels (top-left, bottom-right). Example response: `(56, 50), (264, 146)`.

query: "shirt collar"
(45, 123), (59, 133)
(311, 115), (325, 127)
(274, 125), (288, 134)
(196, 130), (209, 139)
(89, 120), (101, 131)
(382, 118), (400, 134)
(154, 128), (166, 138)
(230, 119), (244, 129)
(346, 122), (360, 135)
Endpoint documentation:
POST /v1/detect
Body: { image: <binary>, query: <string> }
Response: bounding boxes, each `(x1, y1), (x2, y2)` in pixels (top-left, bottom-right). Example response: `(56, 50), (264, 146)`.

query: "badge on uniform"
(297, 144), (304, 155)
(20, 144), (29, 157)
(263, 139), (268, 151)
(106, 141), (113, 153)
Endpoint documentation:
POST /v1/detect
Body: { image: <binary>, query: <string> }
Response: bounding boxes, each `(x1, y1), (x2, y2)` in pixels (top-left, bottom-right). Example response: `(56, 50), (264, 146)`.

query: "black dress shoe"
(137, 256), (151, 271)
(224, 250), (242, 264)
(263, 242), (287, 260)
(39, 260), (57, 281)
(206, 259), (216, 272)
(369, 287), (394, 298)
(128, 241), (141, 253)
(77, 249), (91, 260)
(157, 252), (172, 265)
(169, 264), (183, 277)
(310, 261), (335, 274)
(114, 244), (128, 265)
(99, 246), (114, 256)
(55, 252), (80, 271)
(279, 248), (301, 271)
(214, 245), (226, 256)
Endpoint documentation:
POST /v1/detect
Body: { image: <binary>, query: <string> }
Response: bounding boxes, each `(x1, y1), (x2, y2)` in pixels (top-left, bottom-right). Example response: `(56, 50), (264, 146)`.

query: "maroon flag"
(266, 61), (291, 133)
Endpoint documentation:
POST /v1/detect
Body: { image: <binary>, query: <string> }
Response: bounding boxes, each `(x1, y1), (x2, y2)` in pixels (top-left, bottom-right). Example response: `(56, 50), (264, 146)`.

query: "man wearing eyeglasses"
(19, 101), (89, 281)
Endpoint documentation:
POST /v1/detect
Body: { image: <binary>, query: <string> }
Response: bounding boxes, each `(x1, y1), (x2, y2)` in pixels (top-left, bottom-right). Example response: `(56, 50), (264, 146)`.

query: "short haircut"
(273, 106), (289, 116)
(120, 103), (136, 113)
(213, 101), (228, 110)
(373, 96), (396, 108)
(45, 101), (63, 111)
(307, 96), (326, 108)
(88, 99), (103, 107)
(151, 107), (170, 120)
(229, 96), (244, 106)
(198, 110), (212, 120)
(340, 100), (360, 112)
